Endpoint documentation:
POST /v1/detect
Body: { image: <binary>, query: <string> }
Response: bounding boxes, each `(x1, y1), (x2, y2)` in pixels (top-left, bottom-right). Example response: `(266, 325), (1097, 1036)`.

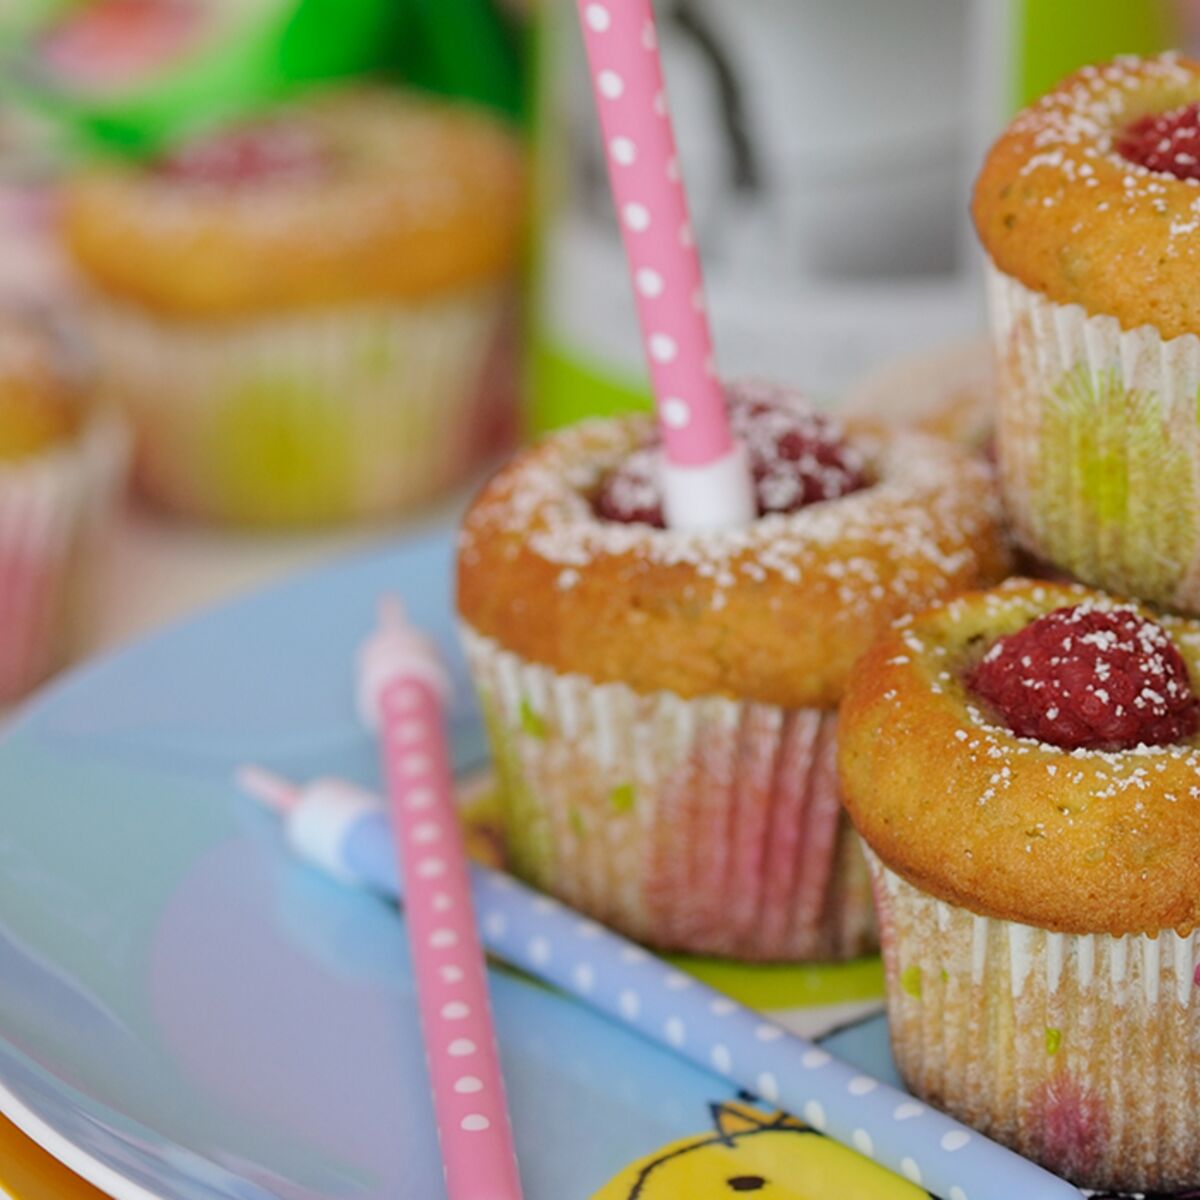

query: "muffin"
(457, 381), (1010, 961)
(62, 87), (523, 527)
(839, 577), (1200, 1192)
(0, 309), (127, 704)
(841, 339), (994, 457)
(973, 52), (1200, 613)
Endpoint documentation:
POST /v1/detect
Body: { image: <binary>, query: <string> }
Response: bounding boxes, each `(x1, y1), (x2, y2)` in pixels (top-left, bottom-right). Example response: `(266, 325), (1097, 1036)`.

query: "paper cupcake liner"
(985, 261), (1200, 612)
(82, 287), (513, 527)
(462, 626), (876, 963)
(0, 412), (128, 704)
(866, 849), (1200, 1193)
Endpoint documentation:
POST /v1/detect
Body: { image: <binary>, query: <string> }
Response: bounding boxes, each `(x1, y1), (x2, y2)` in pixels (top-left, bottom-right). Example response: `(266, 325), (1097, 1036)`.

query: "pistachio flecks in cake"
(1035, 364), (1195, 603)
(967, 604), (1200, 752)
(608, 783), (636, 813)
(593, 383), (867, 527)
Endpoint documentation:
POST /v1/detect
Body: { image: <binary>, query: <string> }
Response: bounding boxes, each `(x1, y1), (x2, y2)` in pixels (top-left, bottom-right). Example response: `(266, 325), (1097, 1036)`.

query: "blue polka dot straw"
(238, 767), (1082, 1200)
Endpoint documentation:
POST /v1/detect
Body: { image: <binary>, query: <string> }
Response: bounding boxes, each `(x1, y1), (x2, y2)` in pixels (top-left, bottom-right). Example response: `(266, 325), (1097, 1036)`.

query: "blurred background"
(0, 0), (1189, 708)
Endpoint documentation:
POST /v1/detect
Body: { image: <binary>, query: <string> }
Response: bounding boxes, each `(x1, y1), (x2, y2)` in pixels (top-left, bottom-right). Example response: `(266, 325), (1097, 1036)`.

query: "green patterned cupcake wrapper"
(462, 625), (877, 963)
(867, 849), (1200, 1193)
(986, 262), (1200, 610)
(83, 288), (511, 527)
(0, 411), (128, 703)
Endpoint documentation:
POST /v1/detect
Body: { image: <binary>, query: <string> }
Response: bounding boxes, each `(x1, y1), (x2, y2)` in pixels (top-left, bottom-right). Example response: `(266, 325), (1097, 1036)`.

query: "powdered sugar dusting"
(1005, 52), (1200, 238)
(593, 380), (867, 526)
(969, 603), (1200, 750)
(69, 89), (521, 251)
(876, 582), (1200, 818)
(458, 387), (1003, 619)
(1117, 100), (1200, 181)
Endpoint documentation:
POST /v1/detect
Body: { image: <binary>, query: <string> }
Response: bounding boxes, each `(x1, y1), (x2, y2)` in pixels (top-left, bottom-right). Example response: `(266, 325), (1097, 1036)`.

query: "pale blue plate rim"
(0, 522), (895, 1200)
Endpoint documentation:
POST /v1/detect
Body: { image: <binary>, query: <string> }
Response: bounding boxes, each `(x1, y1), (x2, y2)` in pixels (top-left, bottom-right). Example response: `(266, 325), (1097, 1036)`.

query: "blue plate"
(0, 527), (897, 1199)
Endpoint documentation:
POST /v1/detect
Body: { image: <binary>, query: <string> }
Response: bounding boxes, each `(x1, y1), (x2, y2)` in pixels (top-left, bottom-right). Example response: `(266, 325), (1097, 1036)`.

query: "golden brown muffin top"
(0, 311), (84, 460)
(973, 53), (1200, 339)
(457, 388), (1011, 710)
(839, 578), (1200, 935)
(63, 88), (525, 319)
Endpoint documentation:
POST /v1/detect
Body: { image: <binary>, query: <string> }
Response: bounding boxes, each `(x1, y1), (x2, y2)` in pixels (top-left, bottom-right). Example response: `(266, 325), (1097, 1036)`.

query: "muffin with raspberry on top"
(457, 380), (1010, 962)
(840, 577), (1200, 1191)
(63, 86), (523, 527)
(975, 53), (1200, 614)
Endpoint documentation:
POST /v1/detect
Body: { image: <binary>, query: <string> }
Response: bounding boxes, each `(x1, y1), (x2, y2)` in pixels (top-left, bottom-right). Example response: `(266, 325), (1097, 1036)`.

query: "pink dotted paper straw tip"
(578, 0), (754, 530)
(360, 599), (523, 1200)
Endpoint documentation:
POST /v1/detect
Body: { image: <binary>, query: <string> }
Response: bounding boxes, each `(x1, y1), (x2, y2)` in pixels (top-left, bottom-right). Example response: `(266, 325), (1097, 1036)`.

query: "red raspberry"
(593, 386), (867, 527)
(158, 121), (329, 186)
(967, 605), (1200, 751)
(592, 445), (664, 526)
(1116, 102), (1200, 181)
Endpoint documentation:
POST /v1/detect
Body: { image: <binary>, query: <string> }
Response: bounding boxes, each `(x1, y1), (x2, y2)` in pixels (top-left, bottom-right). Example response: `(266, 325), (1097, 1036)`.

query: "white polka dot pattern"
(598, 69), (624, 99)
(469, 861), (1076, 1200)
(584, 2), (609, 31)
(575, 0), (742, 477)
(276, 753), (1085, 1200)
(852, 1128), (874, 1157)
(635, 268), (663, 296)
(378, 674), (522, 1197)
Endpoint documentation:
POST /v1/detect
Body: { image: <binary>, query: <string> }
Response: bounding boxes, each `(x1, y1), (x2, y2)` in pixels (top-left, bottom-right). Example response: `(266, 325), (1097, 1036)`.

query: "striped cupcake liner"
(0, 411), (128, 705)
(986, 261), (1200, 612)
(867, 849), (1200, 1193)
(81, 287), (512, 527)
(462, 625), (876, 963)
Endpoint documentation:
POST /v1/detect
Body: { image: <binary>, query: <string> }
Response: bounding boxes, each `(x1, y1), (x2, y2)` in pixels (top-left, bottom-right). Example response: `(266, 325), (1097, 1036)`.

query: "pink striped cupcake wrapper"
(866, 847), (1200, 1193)
(985, 260), (1200, 612)
(462, 625), (876, 962)
(0, 411), (128, 705)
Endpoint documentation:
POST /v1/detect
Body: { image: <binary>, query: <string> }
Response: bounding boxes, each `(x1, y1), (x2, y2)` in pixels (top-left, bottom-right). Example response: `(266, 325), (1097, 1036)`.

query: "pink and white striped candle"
(577, 0), (754, 530)
(359, 601), (523, 1200)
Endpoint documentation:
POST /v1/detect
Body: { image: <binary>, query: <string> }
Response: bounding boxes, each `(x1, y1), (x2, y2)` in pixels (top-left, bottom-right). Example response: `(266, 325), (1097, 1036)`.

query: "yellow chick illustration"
(593, 1103), (931, 1199)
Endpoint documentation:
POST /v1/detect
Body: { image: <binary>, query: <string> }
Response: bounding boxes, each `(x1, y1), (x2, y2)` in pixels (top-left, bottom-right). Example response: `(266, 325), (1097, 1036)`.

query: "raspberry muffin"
(974, 52), (1200, 613)
(0, 309), (127, 703)
(840, 577), (1200, 1192)
(63, 87), (523, 526)
(458, 381), (1010, 961)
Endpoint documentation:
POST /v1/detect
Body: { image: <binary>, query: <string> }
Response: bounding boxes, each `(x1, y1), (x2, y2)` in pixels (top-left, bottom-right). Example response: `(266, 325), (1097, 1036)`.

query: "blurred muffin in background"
(0, 309), (127, 705)
(0, 99), (75, 309)
(63, 87), (524, 527)
(841, 338), (994, 456)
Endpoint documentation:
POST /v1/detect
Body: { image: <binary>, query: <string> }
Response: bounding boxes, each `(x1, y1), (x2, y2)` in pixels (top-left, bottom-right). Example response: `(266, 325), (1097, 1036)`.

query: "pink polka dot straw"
(357, 598), (523, 1200)
(577, 0), (755, 530)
